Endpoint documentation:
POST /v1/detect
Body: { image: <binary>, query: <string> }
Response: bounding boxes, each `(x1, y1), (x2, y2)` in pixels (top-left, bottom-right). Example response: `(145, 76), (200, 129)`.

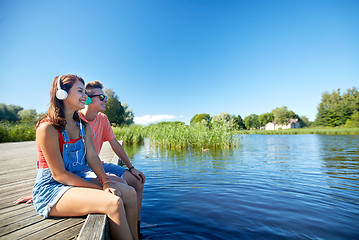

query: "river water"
(124, 134), (359, 239)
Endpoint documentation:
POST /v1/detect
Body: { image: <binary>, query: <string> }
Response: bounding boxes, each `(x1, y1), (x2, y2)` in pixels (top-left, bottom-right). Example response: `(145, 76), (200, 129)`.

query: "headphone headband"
(57, 75), (62, 89)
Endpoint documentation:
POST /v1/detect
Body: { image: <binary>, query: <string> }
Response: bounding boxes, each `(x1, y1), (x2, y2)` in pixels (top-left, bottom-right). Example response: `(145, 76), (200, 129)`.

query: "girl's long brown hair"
(37, 74), (86, 131)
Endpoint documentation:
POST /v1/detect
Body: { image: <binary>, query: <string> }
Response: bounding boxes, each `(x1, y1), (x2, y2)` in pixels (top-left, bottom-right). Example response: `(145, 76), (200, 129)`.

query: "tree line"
(1, 87), (358, 129)
(190, 87), (358, 130)
(190, 106), (310, 131)
(0, 88), (134, 126)
(313, 87), (358, 127)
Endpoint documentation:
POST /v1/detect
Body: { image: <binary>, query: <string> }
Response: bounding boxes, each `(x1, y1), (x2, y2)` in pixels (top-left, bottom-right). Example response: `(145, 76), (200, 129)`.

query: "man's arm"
(108, 138), (146, 183)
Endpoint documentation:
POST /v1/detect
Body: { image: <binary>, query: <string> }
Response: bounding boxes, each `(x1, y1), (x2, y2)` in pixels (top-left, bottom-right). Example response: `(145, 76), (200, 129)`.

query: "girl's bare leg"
(50, 187), (132, 240)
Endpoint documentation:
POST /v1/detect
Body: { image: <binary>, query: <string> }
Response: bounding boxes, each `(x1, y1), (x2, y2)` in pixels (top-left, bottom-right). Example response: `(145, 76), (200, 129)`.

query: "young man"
(81, 81), (145, 225)
(15, 81), (145, 238)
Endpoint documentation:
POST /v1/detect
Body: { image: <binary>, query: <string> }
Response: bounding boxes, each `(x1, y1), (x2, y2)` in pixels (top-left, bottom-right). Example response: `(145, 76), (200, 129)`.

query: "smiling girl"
(32, 74), (137, 240)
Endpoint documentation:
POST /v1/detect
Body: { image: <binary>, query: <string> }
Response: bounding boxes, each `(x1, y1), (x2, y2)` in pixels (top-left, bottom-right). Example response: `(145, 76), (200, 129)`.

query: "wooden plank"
(20, 217), (86, 240)
(0, 141), (114, 240)
(77, 214), (108, 240)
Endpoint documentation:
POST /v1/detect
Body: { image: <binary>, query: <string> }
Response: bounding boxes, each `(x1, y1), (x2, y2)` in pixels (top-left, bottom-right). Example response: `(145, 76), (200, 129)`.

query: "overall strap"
(61, 129), (70, 143)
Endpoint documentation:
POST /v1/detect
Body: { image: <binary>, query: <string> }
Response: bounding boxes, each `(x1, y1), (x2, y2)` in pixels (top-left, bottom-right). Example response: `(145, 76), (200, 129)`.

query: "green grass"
(112, 124), (145, 144)
(0, 121), (36, 143)
(247, 127), (359, 135)
(113, 122), (240, 149)
(2, 121), (357, 147)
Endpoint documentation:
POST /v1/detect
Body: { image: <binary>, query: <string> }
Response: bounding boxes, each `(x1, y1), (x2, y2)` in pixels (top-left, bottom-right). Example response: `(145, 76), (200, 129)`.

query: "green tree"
(345, 111), (359, 127)
(190, 113), (210, 126)
(271, 106), (291, 125)
(314, 87), (358, 127)
(244, 114), (260, 129)
(122, 103), (134, 125)
(300, 116), (311, 127)
(258, 112), (274, 126)
(0, 103), (23, 122)
(103, 89), (125, 126)
(231, 115), (245, 130)
(18, 109), (38, 123)
(210, 113), (238, 130)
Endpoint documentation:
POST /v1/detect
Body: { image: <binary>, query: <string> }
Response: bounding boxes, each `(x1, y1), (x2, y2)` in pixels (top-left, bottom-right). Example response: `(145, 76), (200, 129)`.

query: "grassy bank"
(247, 127), (359, 135)
(112, 124), (145, 144)
(0, 121), (36, 143)
(1, 122), (358, 145)
(113, 122), (240, 149)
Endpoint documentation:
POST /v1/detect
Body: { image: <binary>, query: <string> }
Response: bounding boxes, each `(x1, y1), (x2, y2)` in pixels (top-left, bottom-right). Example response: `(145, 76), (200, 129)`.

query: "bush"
(0, 121), (36, 143)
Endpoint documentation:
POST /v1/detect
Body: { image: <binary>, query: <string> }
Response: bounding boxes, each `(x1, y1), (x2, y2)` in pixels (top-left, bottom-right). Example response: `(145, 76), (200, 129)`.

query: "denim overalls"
(33, 122), (88, 218)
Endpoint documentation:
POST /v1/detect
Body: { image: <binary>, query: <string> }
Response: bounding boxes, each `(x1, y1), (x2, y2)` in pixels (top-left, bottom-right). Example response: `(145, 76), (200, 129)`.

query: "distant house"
(265, 119), (300, 130)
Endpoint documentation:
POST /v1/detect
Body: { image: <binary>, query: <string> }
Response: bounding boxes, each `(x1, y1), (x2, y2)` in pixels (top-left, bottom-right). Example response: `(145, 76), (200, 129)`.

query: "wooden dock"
(0, 141), (115, 239)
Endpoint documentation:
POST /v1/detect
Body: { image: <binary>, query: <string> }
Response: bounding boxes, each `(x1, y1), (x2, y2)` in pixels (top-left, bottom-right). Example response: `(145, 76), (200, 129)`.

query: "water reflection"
(125, 134), (359, 239)
(318, 135), (359, 178)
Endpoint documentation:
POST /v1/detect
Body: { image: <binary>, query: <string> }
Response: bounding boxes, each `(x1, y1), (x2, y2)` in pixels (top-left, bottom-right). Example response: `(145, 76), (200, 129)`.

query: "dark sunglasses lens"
(100, 95), (107, 101)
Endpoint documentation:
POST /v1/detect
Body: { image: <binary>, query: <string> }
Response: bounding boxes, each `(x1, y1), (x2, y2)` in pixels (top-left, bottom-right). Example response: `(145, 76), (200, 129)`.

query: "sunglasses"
(88, 94), (108, 101)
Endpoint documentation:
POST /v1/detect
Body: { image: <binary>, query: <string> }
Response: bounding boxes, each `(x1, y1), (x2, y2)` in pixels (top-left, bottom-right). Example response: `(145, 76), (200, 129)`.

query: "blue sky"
(1, 0), (358, 125)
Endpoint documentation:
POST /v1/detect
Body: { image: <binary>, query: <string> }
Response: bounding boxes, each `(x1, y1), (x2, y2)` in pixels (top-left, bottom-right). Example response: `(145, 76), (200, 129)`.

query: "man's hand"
(130, 168), (146, 183)
(14, 195), (33, 204)
(103, 182), (121, 197)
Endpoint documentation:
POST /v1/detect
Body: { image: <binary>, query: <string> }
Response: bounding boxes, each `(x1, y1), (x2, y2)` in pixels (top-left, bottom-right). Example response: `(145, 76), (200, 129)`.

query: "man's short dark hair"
(85, 81), (103, 95)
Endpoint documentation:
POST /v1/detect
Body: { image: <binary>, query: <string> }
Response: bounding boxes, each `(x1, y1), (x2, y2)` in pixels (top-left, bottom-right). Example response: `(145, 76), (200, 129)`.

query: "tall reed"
(114, 122), (240, 149)
(112, 124), (145, 144)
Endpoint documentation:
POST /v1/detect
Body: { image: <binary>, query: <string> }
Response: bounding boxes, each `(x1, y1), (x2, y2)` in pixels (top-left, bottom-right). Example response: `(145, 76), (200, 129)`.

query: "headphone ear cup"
(56, 75), (68, 100)
(85, 97), (92, 105)
(56, 89), (68, 100)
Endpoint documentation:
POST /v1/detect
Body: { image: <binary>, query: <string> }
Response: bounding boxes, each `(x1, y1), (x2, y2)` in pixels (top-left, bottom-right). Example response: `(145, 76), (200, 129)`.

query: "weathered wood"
(77, 214), (108, 240)
(0, 141), (115, 240)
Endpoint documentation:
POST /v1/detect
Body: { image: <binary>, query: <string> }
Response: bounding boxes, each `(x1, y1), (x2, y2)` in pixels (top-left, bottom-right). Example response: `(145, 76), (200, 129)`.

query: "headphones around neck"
(56, 75), (68, 100)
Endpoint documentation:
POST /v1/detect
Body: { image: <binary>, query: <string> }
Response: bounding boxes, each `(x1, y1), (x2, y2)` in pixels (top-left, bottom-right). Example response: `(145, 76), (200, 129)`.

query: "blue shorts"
(83, 163), (127, 179)
(33, 168), (93, 218)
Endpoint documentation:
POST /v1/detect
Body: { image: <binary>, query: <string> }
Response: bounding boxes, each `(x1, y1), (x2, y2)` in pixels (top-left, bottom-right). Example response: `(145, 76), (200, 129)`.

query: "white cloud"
(134, 114), (183, 125)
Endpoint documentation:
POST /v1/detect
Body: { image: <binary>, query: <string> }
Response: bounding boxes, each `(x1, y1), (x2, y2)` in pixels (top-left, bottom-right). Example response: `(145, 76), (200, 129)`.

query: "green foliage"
(300, 116), (311, 127)
(271, 106), (299, 125)
(103, 88), (134, 126)
(231, 115), (245, 130)
(122, 103), (134, 125)
(18, 109), (43, 123)
(112, 124), (145, 144)
(117, 120), (240, 149)
(314, 87), (358, 127)
(345, 111), (359, 127)
(244, 114), (260, 129)
(0, 103), (23, 122)
(259, 113), (274, 126)
(0, 121), (36, 143)
(115, 117), (239, 147)
(190, 113), (210, 126)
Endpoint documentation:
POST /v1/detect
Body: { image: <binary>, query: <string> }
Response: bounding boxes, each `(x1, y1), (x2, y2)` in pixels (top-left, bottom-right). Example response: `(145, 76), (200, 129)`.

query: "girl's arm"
(37, 122), (101, 189)
(83, 123), (118, 195)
